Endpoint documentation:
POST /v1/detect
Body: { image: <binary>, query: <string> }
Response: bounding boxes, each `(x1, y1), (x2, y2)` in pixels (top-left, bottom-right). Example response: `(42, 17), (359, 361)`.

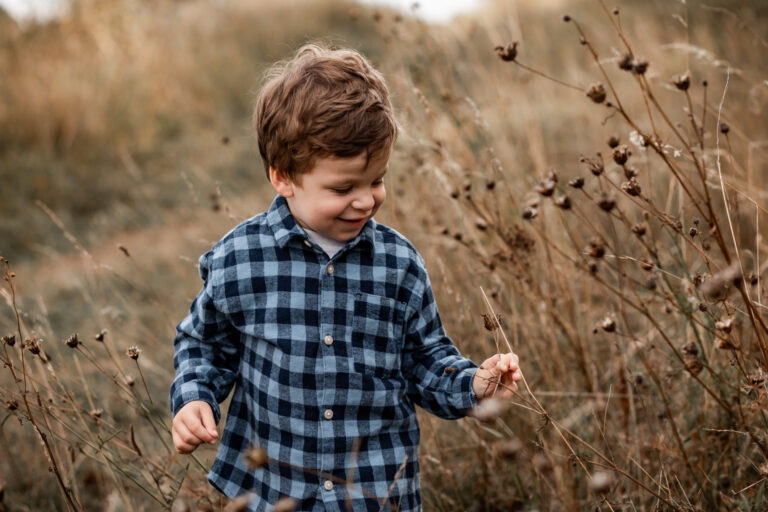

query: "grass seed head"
(494, 42), (518, 62)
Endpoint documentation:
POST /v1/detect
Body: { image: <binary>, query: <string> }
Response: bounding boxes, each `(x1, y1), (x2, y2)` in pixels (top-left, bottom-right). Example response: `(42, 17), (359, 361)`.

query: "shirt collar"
(267, 195), (376, 256)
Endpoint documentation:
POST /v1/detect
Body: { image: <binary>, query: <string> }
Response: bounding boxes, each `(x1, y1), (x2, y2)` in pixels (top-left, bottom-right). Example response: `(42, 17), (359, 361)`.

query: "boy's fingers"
(198, 405), (218, 442)
(184, 414), (215, 444)
(173, 422), (202, 453)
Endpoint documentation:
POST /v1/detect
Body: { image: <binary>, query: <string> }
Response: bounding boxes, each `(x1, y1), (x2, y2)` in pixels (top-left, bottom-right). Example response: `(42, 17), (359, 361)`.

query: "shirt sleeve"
(401, 260), (479, 419)
(169, 250), (240, 425)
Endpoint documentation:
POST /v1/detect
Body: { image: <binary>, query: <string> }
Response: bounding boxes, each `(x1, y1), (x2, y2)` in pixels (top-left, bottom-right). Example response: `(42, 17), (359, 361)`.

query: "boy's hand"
(473, 352), (522, 400)
(172, 400), (218, 454)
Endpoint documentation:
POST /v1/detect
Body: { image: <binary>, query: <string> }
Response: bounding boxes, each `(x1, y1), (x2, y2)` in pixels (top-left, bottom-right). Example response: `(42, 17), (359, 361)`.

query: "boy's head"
(254, 44), (397, 183)
(254, 44), (397, 242)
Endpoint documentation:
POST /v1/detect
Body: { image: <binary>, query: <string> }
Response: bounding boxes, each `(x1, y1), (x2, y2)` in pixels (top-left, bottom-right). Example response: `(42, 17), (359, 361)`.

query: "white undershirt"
(303, 228), (346, 259)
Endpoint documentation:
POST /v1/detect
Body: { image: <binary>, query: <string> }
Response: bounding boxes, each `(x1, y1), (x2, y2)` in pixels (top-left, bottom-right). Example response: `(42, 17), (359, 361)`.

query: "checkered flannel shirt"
(170, 195), (479, 511)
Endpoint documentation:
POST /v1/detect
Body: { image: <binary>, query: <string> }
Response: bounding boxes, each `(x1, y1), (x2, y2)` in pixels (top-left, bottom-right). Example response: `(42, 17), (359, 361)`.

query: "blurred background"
(1, 0), (767, 510)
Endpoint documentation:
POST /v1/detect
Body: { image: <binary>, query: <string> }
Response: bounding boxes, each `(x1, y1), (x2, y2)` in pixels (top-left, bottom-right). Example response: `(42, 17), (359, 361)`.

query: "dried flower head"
(673, 73), (691, 91)
(535, 170), (558, 197)
(588, 471), (614, 493)
(471, 396), (511, 422)
(720, 122), (730, 134)
(482, 313), (502, 331)
(621, 177), (641, 197)
(522, 207), (538, 220)
(94, 329), (107, 342)
(607, 135), (620, 148)
(748, 272), (758, 286)
(639, 258), (654, 271)
(553, 195), (571, 209)
(24, 337), (42, 355)
(684, 354), (704, 376)
(568, 177), (585, 189)
(700, 263), (742, 301)
(124, 375), (136, 387)
(600, 315), (616, 332)
(689, 227), (698, 237)
(6, 398), (18, 411)
(618, 53), (634, 71)
(243, 445), (269, 469)
(586, 83), (607, 103)
(580, 155), (604, 176)
(90, 408), (104, 419)
(632, 59), (649, 75)
(646, 275), (658, 290)
(496, 438), (524, 459)
(597, 194), (616, 212)
(631, 223), (647, 237)
(494, 42), (518, 62)
(273, 497), (297, 512)
(1, 334), (15, 347)
(126, 346), (141, 360)
(682, 341), (699, 356)
(612, 145), (630, 165)
(588, 238), (605, 259)
(715, 315), (734, 333)
(714, 334), (738, 350)
(475, 217), (488, 231)
(63, 333), (79, 349)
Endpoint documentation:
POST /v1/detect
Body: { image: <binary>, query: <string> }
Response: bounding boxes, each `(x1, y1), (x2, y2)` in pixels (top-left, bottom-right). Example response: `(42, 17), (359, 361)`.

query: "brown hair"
(254, 44), (397, 182)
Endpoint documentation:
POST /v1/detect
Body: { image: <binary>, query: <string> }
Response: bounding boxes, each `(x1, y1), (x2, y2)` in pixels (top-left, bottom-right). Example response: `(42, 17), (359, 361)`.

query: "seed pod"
(494, 42), (518, 62)
(1, 334), (15, 347)
(586, 83), (607, 104)
(562, 14), (571, 22)
(6, 399), (19, 411)
(568, 177), (585, 189)
(475, 217), (488, 231)
(682, 341), (699, 356)
(535, 170), (558, 197)
(689, 227), (698, 237)
(243, 445), (269, 469)
(646, 275), (657, 290)
(581, 156), (604, 176)
(639, 259), (653, 271)
(748, 272), (758, 286)
(673, 73), (691, 91)
(482, 313), (502, 331)
(124, 375), (135, 387)
(623, 165), (638, 179)
(720, 122), (730, 134)
(607, 135), (620, 148)
(94, 329), (107, 342)
(24, 337), (42, 355)
(90, 408), (103, 419)
(715, 315), (734, 333)
(485, 180), (496, 190)
(588, 262), (598, 274)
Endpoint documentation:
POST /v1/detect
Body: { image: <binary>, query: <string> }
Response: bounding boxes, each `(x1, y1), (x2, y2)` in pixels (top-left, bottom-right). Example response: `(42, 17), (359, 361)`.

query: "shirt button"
(323, 480), (334, 491)
(304, 239), (312, 248)
(326, 264), (334, 275)
(324, 335), (333, 346)
(323, 409), (333, 420)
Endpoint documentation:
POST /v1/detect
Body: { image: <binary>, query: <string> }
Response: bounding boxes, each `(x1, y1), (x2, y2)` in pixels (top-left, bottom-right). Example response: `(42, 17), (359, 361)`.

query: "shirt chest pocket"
(351, 292), (407, 379)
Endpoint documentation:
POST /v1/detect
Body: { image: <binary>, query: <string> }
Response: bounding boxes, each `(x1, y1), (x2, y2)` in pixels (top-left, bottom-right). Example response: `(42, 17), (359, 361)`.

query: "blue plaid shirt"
(170, 195), (479, 511)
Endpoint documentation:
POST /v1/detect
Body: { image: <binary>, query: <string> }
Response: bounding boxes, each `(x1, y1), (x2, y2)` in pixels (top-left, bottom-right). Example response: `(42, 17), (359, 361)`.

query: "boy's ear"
(269, 167), (295, 198)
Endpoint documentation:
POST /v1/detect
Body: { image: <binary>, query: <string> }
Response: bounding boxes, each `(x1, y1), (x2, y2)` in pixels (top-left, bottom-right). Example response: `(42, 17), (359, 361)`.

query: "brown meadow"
(2, 0), (768, 510)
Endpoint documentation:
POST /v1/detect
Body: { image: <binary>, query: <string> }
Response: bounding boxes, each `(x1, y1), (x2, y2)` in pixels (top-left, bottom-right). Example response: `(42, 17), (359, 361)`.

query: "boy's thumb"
(200, 405), (218, 439)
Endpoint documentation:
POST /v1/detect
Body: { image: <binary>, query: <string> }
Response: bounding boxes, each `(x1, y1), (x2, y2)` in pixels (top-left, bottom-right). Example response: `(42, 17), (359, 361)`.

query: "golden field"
(1, 0), (768, 509)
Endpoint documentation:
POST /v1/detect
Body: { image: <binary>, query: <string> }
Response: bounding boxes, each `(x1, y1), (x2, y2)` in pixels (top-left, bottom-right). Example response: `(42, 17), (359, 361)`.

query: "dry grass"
(2, 0), (768, 510)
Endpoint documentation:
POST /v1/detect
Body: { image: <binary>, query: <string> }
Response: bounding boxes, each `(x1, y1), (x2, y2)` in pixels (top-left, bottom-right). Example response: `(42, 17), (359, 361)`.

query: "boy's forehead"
(313, 149), (390, 173)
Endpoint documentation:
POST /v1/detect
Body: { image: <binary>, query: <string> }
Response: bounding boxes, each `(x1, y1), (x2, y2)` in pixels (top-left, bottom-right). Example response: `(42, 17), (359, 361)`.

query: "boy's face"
(270, 149), (390, 242)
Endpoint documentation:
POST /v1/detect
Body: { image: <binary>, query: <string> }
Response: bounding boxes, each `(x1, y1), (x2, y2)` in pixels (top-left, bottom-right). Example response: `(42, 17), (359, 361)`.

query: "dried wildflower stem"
(1, 261), (80, 511)
(510, 60), (584, 92)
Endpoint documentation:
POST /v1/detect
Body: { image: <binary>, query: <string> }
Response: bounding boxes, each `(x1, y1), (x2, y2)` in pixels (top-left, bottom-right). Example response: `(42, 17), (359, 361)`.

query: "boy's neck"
(303, 227), (345, 258)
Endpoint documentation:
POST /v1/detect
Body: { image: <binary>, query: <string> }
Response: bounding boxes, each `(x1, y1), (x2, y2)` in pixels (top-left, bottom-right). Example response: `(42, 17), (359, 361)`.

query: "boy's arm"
(401, 264), (479, 419)
(169, 250), (240, 426)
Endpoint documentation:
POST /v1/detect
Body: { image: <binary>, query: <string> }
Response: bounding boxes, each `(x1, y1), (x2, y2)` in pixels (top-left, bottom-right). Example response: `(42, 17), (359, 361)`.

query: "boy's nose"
(351, 190), (375, 211)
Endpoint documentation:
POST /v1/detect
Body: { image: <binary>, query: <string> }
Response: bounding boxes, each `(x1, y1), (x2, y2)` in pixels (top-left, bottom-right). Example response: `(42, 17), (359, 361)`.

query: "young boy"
(170, 44), (521, 511)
